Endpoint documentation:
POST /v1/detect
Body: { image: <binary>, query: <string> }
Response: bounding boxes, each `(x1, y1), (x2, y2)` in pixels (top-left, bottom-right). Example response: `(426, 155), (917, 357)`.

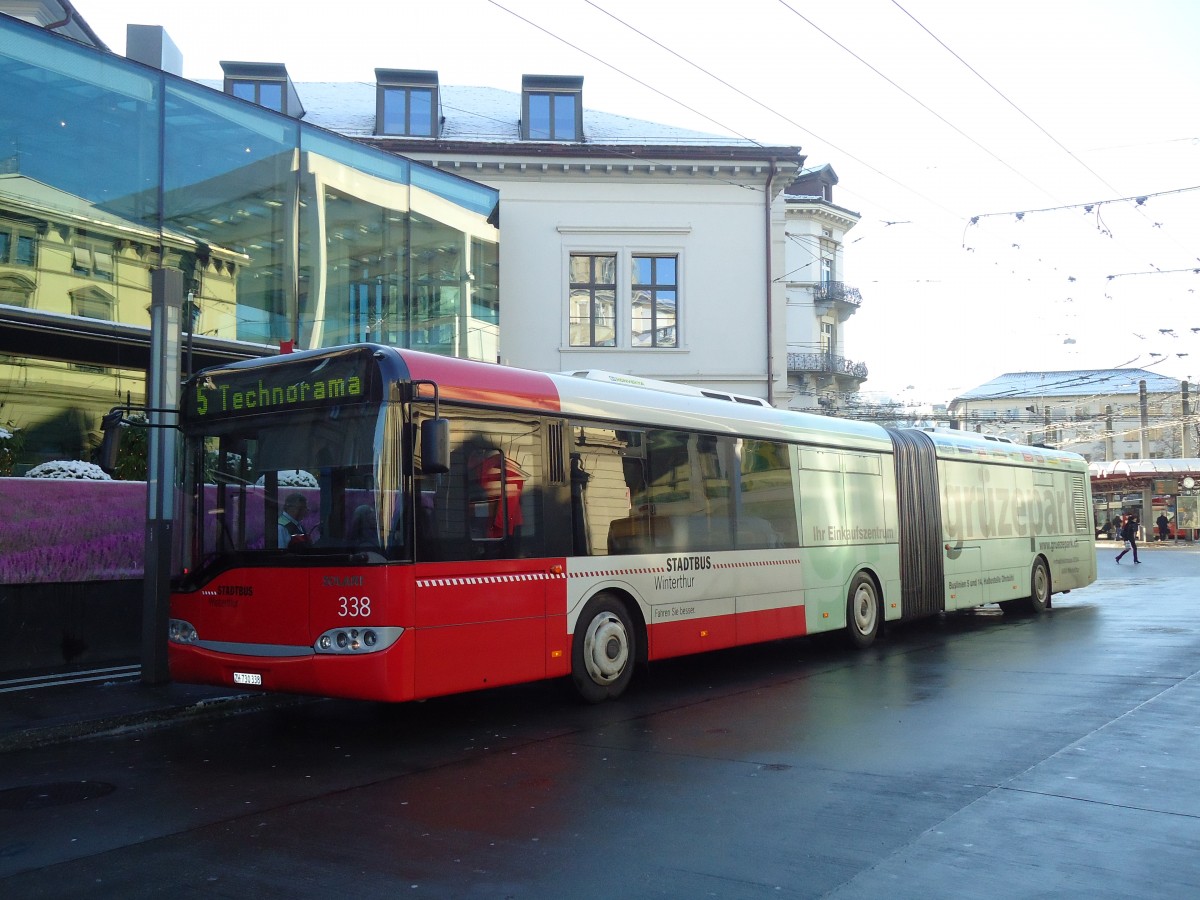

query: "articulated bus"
(169, 344), (1097, 703)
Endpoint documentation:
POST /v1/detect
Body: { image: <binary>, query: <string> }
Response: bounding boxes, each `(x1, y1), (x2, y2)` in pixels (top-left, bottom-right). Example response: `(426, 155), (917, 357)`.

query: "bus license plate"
(233, 672), (262, 686)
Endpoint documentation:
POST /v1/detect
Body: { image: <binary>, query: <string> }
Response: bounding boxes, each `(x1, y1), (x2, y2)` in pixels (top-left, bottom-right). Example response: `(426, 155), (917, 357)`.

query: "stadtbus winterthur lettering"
(193, 375), (363, 416)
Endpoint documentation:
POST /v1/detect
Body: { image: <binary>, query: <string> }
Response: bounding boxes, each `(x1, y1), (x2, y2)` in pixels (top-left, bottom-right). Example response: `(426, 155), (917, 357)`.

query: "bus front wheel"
(845, 573), (880, 650)
(572, 593), (636, 703)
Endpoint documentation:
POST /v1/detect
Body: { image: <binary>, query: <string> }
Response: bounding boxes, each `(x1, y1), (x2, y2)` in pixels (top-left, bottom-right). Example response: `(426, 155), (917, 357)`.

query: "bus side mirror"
(421, 418), (450, 474)
(99, 408), (125, 474)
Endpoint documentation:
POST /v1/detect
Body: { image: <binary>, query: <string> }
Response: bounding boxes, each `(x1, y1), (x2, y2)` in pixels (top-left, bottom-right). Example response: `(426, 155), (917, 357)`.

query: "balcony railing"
(813, 282), (862, 307)
(787, 352), (868, 380)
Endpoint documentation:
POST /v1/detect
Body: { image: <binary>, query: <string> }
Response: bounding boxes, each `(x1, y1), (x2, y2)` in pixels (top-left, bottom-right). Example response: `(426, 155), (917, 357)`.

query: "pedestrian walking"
(1157, 513), (1170, 542)
(1115, 515), (1140, 564)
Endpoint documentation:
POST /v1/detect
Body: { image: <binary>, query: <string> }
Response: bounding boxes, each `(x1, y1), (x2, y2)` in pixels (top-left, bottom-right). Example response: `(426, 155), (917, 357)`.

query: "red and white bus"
(169, 344), (1097, 703)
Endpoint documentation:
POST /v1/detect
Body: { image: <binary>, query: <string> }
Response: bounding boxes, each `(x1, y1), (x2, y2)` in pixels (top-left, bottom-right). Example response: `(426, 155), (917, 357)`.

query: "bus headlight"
(313, 626), (403, 655)
(169, 619), (199, 644)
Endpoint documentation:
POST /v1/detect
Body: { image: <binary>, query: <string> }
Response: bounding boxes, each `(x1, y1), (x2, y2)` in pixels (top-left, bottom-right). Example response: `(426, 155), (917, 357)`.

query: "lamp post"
(142, 268), (183, 685)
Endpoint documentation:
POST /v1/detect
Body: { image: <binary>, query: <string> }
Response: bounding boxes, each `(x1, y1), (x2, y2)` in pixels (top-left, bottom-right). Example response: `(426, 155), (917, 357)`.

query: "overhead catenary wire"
(483, 0), (764, 147)
(969, 184), (1200, 222)
(888, 0), (1123, 198)
(420, 3), (1196, 401)
(581, 0), (960, 219)
(774, 0), (1061, 206)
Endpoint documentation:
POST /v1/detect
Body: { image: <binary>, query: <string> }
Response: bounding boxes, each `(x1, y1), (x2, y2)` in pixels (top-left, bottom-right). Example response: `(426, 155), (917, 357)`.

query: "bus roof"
(186, 345), (1086, 465)
(390, 346), (892, 452)
(918, 427), (1088, 470)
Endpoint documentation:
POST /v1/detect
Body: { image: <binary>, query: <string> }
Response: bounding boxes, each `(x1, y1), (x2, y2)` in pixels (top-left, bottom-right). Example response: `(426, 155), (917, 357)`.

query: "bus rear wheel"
(1002, 558), (1051, 616)
(845, 573), (880, 650)
(572, 593), (636, 703)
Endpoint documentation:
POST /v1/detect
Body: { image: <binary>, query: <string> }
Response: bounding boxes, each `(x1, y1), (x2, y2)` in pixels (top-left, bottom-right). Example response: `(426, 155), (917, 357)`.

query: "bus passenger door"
(943, 542), (983, 609)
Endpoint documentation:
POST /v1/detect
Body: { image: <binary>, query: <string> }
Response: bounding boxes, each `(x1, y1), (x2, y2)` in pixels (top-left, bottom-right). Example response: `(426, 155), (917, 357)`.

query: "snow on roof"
(199, 79), (764, 147)
(1090, 458), (1200, 479)
(955, 369), (1182, 401)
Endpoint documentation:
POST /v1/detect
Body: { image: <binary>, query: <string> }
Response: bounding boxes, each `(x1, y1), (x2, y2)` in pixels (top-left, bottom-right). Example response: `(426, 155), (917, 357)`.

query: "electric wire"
(582, 0), (960, 218)
(775, 0), (1060, 205)
(483, 0), (764, 147)
(889, 0), (1122, 197)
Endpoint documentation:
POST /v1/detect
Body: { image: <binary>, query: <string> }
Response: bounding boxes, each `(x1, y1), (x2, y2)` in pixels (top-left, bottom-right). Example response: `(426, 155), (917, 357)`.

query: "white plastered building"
(212, 71), (874, 406)
(781, 165), (866, 411)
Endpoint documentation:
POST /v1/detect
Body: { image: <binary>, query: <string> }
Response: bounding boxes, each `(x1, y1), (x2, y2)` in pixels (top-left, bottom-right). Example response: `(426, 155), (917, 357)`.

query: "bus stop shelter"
(1089, 458), (1200, 541)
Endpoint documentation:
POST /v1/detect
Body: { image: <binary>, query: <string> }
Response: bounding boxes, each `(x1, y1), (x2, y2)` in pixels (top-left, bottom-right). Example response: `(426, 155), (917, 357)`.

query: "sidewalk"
(1095, 537), (1197, 551)
(0, 675), (311, 754)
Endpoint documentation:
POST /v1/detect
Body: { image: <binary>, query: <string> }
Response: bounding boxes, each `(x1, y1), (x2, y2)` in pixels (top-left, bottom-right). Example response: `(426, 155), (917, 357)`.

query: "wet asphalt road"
(1, 544), (1197, 898)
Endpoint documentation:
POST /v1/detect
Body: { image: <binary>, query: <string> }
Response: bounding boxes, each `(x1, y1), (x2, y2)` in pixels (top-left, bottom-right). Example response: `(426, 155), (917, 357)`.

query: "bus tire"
(1002, 558), (1051, 616)
(845, 572), (880, 650)
(1024, 558), (1051, 614)
(572, 592), (637, 703)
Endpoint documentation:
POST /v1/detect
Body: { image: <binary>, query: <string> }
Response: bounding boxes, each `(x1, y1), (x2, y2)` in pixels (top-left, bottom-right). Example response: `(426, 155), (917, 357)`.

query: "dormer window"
(220, 61), (305, 119)
(375, 69), (440, 137)
(231, 79), (282, 111)
(521, 75), (583, 141)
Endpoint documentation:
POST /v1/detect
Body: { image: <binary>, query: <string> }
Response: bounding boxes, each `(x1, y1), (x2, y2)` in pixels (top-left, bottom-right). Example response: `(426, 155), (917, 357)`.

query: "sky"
(77, 0), (1200, 406)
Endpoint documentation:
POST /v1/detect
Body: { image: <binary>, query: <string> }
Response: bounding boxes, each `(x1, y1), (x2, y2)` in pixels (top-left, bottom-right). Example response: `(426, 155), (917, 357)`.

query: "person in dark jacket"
(1115, 515), (1140, 563)
(1157, 513), (1170, 542)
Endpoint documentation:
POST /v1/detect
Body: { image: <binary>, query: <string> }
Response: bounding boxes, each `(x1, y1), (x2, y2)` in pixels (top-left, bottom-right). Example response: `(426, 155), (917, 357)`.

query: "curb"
(0, 691), (315, 754)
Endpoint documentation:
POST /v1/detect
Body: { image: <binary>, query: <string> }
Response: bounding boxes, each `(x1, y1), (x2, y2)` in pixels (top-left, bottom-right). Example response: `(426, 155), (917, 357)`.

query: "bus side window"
(739, 439), (798, 549)
(418, 414), (544, 562)
(468, 448), (526, 543)
(569, 424), (646, 556)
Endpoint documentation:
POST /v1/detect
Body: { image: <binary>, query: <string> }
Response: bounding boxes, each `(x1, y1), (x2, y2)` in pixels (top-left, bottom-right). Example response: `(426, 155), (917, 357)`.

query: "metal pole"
(185, 290), (195, 379)
(1105, 405), (1114, 461)
(1140, 380), (1152, 532)
(1183, 381), (1192, 459)
(142, 268), (183, 685)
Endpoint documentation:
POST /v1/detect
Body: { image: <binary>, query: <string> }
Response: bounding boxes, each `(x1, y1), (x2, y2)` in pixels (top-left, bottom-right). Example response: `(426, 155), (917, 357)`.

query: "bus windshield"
(176, 399), (407, 586)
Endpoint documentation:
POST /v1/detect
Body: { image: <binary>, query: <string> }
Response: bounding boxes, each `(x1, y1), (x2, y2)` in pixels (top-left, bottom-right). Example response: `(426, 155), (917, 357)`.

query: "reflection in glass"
(553, 94), (576, 139)
(632, 254), (677, 348)
(163, 80), (300, 346)
(528, 94), (551, 140)
(0, 12), (502, 473)
(0, 354), (146, 473)
(569, 254), (617, 346)
(382, 88), (435, 137)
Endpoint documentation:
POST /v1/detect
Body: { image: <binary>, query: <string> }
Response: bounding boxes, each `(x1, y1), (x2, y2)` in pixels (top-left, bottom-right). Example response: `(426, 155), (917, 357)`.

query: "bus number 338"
(338, 597), (371, 617)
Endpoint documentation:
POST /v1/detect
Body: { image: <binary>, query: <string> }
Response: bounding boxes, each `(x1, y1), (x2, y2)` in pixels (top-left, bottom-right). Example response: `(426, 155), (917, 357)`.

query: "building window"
(821, 321), (836, 356)
(522, 75), (583, 141)
(527, 93), (577, 140)
(631, 255), (677, 348)
(70, 287), (115, 321)
(0, 273), (35, 307)
(71, 242), (115, 281)
(229, 79), (283, 112)
(0, 226), (36, 267)
(221, 62), (303, 118)
(820, 257), (833, 284)
(381, 88), (435, 136)
(375, 70), (440, 137)
(569, 254), (616, 347)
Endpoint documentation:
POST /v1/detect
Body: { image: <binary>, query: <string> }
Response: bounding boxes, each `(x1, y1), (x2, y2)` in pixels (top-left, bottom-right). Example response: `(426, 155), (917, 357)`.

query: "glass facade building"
(0, 15), (499, 473)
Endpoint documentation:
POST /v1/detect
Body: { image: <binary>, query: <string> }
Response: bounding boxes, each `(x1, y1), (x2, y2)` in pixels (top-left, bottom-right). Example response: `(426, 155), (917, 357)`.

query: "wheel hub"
(584, 613), (629, 684)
